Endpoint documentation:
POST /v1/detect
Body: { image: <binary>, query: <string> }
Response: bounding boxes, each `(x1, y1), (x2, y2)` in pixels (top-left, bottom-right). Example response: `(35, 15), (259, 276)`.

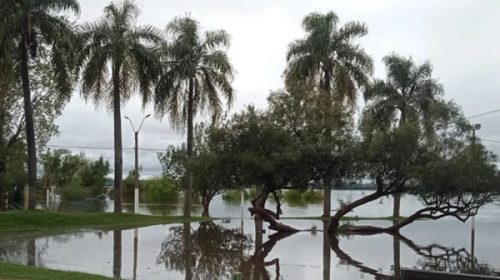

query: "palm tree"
(285, 11), (373, 218)
(363, 53), (443, 217)
(78, 0), (161, 213)
(0, 0), (80, 209)
(151, 16), (234, 217)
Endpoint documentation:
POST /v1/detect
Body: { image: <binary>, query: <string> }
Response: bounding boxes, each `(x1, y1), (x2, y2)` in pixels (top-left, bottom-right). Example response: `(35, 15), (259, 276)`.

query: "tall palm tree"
(285, 11), (373, 218)
(78, 0), (161, 213)
(151, 16), (234, 217)
(364, 53), (443, 217)
(0, 0), (80, 209)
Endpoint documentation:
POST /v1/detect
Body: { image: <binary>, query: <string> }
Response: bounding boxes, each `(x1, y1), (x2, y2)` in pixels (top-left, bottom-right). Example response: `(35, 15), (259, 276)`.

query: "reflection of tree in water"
(240, 217), (297, 280)
(397, 235), (500, 277)
(157, 221), (253, 279)
(329, 233), (500, 280)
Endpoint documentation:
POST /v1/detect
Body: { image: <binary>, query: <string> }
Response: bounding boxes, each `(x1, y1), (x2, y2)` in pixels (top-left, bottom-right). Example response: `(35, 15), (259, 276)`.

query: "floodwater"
(1, 190), (499, 279)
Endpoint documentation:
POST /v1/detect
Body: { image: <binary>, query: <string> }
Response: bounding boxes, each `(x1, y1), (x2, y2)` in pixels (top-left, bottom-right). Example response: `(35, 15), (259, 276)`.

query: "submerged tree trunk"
(393, 193), (401, 218)
(328, 190), (382, 232)
(201, 194), (210, 217)
(249, 187), (299, 232)
(20, 38), (37, 210)
(184, 78), (194, 218)
(112, 63), (123, 213)
(323, 178), (331, 218)
(341, 207), (437, 234)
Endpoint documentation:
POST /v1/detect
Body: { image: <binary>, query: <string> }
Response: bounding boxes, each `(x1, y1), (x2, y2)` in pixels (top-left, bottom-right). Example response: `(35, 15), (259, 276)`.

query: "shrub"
(143, 177), (179, 204)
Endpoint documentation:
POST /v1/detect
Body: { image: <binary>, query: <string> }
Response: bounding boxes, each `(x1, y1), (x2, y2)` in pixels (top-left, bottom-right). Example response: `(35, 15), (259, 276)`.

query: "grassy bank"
(0, 210), (207, 236)
(0, 261), (111, 280)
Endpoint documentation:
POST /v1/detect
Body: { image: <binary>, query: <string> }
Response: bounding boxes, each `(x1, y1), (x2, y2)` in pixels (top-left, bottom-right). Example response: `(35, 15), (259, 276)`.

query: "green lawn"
(0, 210), (208, 236)
(0, 261), (112, 280)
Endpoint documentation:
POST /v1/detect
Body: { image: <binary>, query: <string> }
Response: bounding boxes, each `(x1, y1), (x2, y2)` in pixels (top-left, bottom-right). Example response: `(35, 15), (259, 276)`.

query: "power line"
(480, 139), (500, 144)
(46, 144), (165, 152)
(466, 108), (500, 119)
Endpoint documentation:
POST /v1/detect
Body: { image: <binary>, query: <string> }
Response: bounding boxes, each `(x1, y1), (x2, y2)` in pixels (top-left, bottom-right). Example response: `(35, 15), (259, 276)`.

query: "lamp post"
(471, 123), (480, 269)
(125, 114), (151, 214)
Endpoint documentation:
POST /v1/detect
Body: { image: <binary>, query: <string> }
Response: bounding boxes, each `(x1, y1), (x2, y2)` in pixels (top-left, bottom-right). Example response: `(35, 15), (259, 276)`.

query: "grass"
(0, 210), (208, 236)
(0, 261), (112, 280)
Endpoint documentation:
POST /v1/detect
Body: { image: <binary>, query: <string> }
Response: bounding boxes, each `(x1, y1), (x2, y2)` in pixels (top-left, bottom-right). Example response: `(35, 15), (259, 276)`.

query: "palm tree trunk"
(19, 38), (37, 210)
(184, 78), (194, 218)
(112, 64), (123, 213)
(393, 108), (405, 218)
(322, 70), (334, 219)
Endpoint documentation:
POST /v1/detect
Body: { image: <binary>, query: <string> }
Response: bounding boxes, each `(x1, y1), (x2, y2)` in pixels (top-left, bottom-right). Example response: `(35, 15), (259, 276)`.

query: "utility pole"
(125, 114), (151, 214)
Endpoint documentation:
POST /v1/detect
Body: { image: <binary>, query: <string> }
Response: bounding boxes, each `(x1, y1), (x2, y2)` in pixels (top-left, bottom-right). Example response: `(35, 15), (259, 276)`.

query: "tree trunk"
(112, 63), (123, 213)
(184, 78), (194, 218)
(201, 194), (210, 217)
(341, 207), (434, 234)
(19, 38), (37, 210)
(0, 160), (5, 210)
(328, 190), (382, 232)
(393, 193), (401, 218)
(323, 177), (331, 218)
(393, 108), (406, 219)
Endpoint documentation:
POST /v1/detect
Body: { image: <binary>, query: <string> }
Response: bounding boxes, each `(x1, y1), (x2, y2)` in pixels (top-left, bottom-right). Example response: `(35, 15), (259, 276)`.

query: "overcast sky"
(48, 0), (500, 177)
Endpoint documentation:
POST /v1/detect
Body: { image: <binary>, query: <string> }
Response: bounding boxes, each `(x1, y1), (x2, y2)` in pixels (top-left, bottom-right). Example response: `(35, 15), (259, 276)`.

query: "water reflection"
(157, 221), (252, 279)
(241, 217), (296, 279)
(113, 230), (121, 279)
(329, 229), (500, 279)
(323, 221), (330, 280)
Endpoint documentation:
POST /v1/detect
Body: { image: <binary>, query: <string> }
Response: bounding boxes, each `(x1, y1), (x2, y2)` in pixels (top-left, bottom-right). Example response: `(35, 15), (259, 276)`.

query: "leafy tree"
(0, 49), (73, 209)
(267, 83), (357, 215)
(285, 11), (373, 217)
(158, 123), (235, 216)
(0, 0), (80, 209)
(77, 0), (161, 213)
(328, 102), (500, 233)
(151, 16), (234, 217)
(142, 176), (179, 204)
(364, 53), (444, 217)
(40, 149), (110, 201)
(220, 107), (307, 231)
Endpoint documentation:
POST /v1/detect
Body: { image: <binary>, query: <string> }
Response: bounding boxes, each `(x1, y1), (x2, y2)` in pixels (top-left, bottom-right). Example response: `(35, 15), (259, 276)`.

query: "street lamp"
(125, 114), (151, 214)
(470, 123), (480, 269)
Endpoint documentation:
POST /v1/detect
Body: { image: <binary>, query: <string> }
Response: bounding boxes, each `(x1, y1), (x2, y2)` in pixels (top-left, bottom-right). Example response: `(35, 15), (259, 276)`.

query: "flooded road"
(2, 190), (499, 279)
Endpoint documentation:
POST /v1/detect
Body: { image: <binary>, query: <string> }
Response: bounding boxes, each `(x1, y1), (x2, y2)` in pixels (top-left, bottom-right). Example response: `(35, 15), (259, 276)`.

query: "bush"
(282, 189), (323, 204)
(143, 177), (179, 204)
(60, 185), (91, 202)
